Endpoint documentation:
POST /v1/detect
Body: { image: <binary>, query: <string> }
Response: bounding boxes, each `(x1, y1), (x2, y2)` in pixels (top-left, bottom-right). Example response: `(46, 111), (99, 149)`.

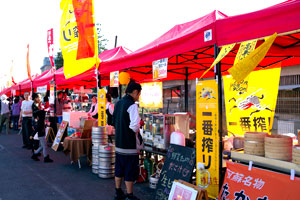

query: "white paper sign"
(37, 85), (47, 96)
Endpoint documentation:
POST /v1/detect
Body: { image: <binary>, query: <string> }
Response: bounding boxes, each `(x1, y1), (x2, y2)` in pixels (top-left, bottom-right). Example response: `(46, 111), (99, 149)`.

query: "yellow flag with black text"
(228, 33), (277, 82)
(60, 0), (99, 79)
(200, 43), (235, 79)
(234, 39), (257, 65)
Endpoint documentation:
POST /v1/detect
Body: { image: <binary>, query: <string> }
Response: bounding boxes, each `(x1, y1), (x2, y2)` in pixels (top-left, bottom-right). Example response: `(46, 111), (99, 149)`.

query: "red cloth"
(72, 0), (95, 59)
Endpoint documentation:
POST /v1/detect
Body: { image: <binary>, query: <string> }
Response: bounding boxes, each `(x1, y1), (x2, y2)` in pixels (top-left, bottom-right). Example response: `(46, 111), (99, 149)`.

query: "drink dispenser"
(153, 114), (175, 150)
(143, 113), (153, 147)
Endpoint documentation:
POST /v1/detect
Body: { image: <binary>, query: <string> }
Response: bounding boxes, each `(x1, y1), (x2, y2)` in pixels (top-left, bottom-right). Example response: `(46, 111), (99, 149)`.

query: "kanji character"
(202, 137), (213, 153)
(202, 120), (213, 135)
(257, 196), (269, 200)
(202, 155), (211, 169)
(73, 25), (78, 38)
(231, 173), (244, 183)
(253, 117), (267, 132)
(220, 183), (230, 200)
(226, 169), (235, 179)
(242, 176), (253, 187)
(253, 178), (265, 190)
(234, 190), (250, 200)
(240, 117), (251, 131)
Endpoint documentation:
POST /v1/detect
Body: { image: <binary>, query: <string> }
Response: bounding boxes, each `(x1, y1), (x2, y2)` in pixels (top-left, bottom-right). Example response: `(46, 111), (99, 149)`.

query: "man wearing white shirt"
(0, 95), (10, 135)
(113, 82), (142, 200)
(19, 92), (33, 149)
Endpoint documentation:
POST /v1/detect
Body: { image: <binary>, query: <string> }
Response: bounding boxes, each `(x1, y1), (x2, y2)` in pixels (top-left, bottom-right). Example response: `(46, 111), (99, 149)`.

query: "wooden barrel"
(244, 132), (266, 156)
(292, 145), (300, 165)
(265, 135), (292, 161)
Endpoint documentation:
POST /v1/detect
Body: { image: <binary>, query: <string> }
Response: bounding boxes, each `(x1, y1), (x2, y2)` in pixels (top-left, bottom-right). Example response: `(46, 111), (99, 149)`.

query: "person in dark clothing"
(106, 93), (114, 125)
(113, 82), (142, 200)
(31, 93), (53, 163)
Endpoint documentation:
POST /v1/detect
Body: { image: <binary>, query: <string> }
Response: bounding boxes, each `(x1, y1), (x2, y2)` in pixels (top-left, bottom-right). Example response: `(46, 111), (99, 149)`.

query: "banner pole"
(214, 44), (223, 191)
(184, 67), (189, 112)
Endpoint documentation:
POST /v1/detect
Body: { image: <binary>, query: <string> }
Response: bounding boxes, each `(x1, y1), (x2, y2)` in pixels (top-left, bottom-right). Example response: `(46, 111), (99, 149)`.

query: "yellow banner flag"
(234, 39), (257, 65)
(224, 67), (281, 136)
(200, 43), (235, 79)
(228, 33), (277, 82)
(196, 80), (219, 199)
(98, 89), (106, 126)
(60, 0), (99, 79)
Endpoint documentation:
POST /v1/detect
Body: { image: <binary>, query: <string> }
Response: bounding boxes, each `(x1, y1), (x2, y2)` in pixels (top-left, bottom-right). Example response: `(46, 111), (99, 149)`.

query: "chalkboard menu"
(154, 144), (196, 200)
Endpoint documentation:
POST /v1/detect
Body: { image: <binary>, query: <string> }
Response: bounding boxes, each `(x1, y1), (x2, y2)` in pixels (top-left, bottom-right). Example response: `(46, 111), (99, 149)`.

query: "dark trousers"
(22, 117), (32, 147)
(12, 115), (19, 130)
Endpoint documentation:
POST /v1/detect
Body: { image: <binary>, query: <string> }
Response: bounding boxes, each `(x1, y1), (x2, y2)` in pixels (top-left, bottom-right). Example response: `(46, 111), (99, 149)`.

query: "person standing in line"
(11, 97), (21, 130)
(112, 82), (143, 200)
(19, 92), (33, 149)
(31, 93), (53, 163)
(55, 91), (64, 124)
(88, 95), (98, 119)
(0, 95), (11, 135)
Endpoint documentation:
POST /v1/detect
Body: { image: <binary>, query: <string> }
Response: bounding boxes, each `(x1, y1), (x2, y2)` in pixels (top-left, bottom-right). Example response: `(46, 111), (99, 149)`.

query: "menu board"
(154, 144), (196, 200)
(52, 121), (68, 151)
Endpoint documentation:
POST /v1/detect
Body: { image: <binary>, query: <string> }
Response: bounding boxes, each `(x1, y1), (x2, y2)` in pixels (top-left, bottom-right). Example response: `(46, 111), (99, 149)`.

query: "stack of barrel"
(265, 135), (292, 161)
(98, 144), (115, 178)
(244, 132), (267, 156)
(91, 127), (108, 175)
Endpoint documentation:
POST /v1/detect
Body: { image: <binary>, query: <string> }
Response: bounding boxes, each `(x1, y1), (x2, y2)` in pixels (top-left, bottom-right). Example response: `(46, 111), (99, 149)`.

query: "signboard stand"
(52, 121), (68, 151)
(45, 127), (55, 143)
(168, 180), (208, 200)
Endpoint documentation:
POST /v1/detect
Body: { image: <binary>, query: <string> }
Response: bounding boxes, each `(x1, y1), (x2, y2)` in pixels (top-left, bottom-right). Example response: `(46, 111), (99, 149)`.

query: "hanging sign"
(139, 82), (163, 108)
(224, 68), (281, 135)
(11, 89), (16, 96)
(37, 85), (47, 96)
(98, 89), (106, 126)
(228, 32), (277, 82)
(196, 79), (219, 199)
(110, 71), (119, 87)
(153, 58), (168, 80)
(234, 39), (257, 65)
(49, 83), (55, 104)
(219, 161), (300, 200)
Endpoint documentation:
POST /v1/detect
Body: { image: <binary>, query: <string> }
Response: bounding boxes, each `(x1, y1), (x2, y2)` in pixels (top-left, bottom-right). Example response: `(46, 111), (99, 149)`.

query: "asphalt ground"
(0, 130), (154, 200)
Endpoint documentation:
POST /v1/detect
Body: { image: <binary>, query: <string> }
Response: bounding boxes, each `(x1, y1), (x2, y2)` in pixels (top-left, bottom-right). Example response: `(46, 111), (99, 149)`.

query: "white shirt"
(21, 100), (33, 117)
(106, 102), (114, 115)
(88, 103), (98, 116)
(127, 104), (140, 133)
(1, 100), (10, 115)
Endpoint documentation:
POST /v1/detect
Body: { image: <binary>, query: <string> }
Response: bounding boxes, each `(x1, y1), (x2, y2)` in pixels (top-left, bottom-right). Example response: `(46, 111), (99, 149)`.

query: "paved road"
(0, 131), (154, 200)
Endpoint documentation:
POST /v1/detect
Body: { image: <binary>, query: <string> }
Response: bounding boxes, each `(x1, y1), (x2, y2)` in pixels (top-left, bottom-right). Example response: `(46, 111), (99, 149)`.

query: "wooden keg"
(244, 132), (267, 156)
(292, 145), (300, 165)
(265, 135), (292, 161)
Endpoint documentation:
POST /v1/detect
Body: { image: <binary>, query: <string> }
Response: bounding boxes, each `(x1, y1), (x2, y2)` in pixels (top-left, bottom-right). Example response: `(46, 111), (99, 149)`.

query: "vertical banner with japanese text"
(98, 89), (106, 126)
(219, 161), (300, 199)
(196, 79), (219, 199)
(224, 68), (281, 135)
(49, 83), (55, 105)
(47, 28), (54, 67)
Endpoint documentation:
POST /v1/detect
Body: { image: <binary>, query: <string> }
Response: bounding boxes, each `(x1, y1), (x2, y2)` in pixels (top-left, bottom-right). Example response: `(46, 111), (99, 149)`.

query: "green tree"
(54, 50), (64, 69)
(96, 23), (108, 53)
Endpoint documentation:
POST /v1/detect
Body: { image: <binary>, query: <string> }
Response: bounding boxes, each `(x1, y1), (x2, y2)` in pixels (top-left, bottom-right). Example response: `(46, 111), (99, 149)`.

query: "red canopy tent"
(98, 0), (300, 81)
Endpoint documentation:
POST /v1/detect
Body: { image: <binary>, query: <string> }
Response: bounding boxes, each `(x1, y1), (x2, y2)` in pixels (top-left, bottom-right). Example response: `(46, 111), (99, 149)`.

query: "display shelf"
(231, 151), (300, 176)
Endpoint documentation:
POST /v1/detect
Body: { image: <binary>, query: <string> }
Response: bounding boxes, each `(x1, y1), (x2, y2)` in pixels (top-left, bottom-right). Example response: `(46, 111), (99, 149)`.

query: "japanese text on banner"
(224, 68), (280, 135)
(196, 79), (219, 199)
(98, 89), (106, 126)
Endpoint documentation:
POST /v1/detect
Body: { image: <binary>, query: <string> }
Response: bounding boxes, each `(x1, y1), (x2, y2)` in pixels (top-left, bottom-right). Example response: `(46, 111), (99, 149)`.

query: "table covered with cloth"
(63, 137), (92, 162)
